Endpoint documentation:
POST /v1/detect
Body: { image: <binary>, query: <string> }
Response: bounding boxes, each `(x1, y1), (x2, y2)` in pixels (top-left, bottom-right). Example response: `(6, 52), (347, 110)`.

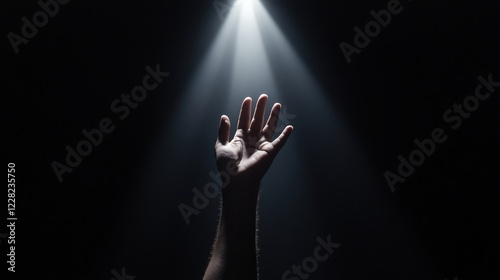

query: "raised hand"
(204, 94), (293, 280)
(214, 94), (293, 186)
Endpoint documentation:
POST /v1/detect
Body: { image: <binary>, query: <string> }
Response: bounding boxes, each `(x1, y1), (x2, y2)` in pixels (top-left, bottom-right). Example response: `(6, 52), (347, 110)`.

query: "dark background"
(2, 0), (499, 279)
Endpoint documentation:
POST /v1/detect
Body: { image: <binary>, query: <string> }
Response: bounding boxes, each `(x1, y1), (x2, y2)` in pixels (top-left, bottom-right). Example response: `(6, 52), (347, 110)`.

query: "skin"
(202, 94), (294, 280)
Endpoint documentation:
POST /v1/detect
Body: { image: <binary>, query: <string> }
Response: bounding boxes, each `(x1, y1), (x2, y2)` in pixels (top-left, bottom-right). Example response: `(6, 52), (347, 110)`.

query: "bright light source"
(227, 0), (278, 111)
(129, 4), (395, 274)
(141, 0), (373, 215)
(147, 0), (349, 166)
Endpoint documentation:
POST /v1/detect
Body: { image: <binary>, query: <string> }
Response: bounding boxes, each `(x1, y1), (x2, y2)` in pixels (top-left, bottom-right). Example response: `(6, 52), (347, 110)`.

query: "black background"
(2, 0), (499, 279)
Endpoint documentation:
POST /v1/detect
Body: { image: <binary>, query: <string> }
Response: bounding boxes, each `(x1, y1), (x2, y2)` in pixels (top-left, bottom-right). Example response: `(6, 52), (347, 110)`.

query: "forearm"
(205, 94), (292, 279)
(203, 181), (260, 280)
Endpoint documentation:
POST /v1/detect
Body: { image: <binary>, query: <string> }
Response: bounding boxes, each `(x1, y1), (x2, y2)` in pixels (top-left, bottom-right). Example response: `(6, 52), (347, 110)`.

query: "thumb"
(271, 125), (293, 154)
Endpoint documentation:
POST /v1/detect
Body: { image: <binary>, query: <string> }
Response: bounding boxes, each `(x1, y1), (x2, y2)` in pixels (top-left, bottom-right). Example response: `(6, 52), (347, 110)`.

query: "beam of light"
(134, 0), (371, 225)
(128, 0), (383, 238)
(106, 2), (435, 278)
(226, 0), (280, 112)
(130, 0), (375, 256)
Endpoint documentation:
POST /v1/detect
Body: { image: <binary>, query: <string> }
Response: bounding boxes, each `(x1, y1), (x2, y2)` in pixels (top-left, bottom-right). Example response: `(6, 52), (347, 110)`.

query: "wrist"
(221, 180), (260, 209)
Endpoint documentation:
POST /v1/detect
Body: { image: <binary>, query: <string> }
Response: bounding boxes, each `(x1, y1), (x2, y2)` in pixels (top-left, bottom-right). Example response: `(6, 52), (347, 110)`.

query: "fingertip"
(220, 116), (230, 131)
(242, 98), (252, 111)
(240, 98), (252, 110)
(272, 125), (293, 151)
(259, 93), (268, 101)
(218, 115), (231, 144)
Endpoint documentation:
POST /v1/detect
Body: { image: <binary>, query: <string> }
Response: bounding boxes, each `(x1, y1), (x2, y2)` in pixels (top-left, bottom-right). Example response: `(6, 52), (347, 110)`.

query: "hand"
(214, 94), (293, 189)
(204, 94), (293, 280)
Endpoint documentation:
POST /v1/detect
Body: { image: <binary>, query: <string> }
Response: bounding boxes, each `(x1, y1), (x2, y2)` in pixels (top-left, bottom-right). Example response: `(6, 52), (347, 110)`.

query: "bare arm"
(203, 94), (293, 280)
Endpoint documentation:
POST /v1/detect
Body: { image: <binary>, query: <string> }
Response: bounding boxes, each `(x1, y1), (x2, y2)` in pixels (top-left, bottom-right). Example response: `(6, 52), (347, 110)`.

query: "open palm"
(215, 94), (293, 182)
